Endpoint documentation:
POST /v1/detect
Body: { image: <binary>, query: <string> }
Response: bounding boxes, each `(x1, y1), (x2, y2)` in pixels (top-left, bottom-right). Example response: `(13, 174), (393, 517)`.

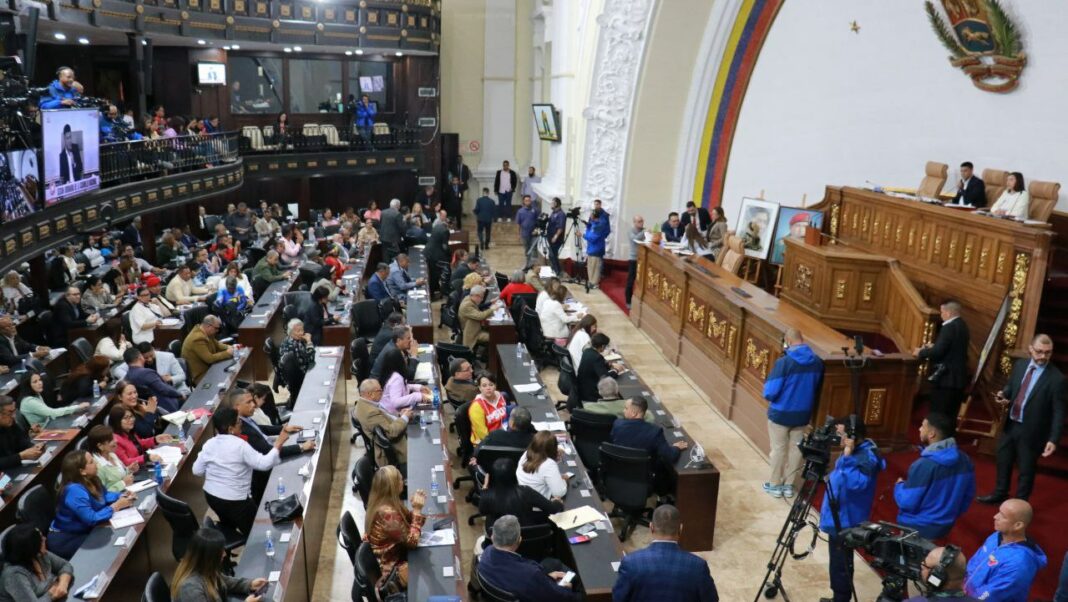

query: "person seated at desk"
(156, 232), (183, 267)
(366, 263), (393, 302)
(280, 318), (317, 374)
(123, 347), (183, 414)
(211, 262), (255, 302)
(146, 274), (178, 317)
(119, 342), (190, 396)
(193, 407), (287, 537)
(0, 523), (75, 602)
(516, 431), (569, 500)
(357, 219), (380, 247)
(452, 271), (492, 317)
(661, 212), (683, 243)
(167, 264), (212, 307)
(451, 255), (482, 292)
(379, 349), (432, 414)
(705, 207), (729, 258)
(370, 325), (417, 382)
(612, 504), (719, 602)
(477, 515), (580, 602)
(323, 244), (346, 282)
(581, 377), (654, 422)
(535, 278), (561, 314)
(256, 208), (282, 240)
(566, 315), (597, 371)
(990, 171), (1030, 219)
(87, 424), (136, 493)
(0, 396), (43, 469)
(1, 270), (32, 311)
(574, 333), (625, 407)
(53, 287), (101, 345)
(80, 275), (117, 313)
(460, 285), (505, 352)
(612, 397), (688, 497)
(469, 373), (508, 445)
(301, 286), (339, 346)
(538, 285), (580, 346)
(107, 405), (171, 466)
(386, 254), (426, 302)
(252, 250), (289, 285)
(355, 378), (411, 469)
(952, 161), (986, 208)
(171, 528), (267, 602)
(18, 371), (88, 429)
(680, 222), (716, 259)
(248, 383), (284, 427)
(0, 315), (49, 370)
(48, 246), (81, 291)
(365, 465), (427, 592)
(475, 457), (563, 553)
(119, 244), (162, 275)
(211, 234), (241, 265)
(181, 315), (234, 386)
(445, 358), (479, 403)
(47, 450), (137, 559)
(60, 355), (110, 405)
(371, 313), (406, 363)
(214, 276), (251, 314)
(499, 269), (536, 310)
(130, 286), (165, 345)
(112, 379), (165, 439)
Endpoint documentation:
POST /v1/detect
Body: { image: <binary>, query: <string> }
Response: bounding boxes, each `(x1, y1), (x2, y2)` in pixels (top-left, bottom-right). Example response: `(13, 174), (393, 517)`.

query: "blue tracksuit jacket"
(763, 343), (823, 427)
(965, 532), (1047, 602)
(819, 439), (885, 532)
(894, 439), (975, 539)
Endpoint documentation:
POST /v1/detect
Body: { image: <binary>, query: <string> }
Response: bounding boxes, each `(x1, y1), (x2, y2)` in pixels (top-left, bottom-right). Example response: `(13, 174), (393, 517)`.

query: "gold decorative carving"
(794, 265), (813, 294)
(979, 247), (989, 270)
(895, 225), (903, 244)
(862, 281), (873, 302)
(865, 388), (887, 424)
(934, 234), (943, 255)
(727, 326), (737, 356)
(963, 243), (972, 265)
(908, 227), (916, 248)
(921, 232), (929, 252)
(999, 252), (1031, 375)
(835, 279), (847, 300)
(226, 15), (234, 23)
(744, 338), (770, 380)
(830, 203), (840, 239)
(872, 215), (881, 240)
(861, 214), (869, 234)
(883, 219), (892, 242)
(948, 239), (957, 261)
(1010, 252), (1029, 295)
(851, 209), (858, 232)
(135, 4), (144, 13)
(706, 313), (727, 348)
(996, 251), (1007, 274)
(687, 298), (705, 325)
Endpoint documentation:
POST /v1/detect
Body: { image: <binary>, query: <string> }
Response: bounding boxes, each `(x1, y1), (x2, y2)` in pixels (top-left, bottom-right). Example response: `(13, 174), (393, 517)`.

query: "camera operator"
(516, 195), (539, 269)
(893, 412), (975, 540)
(546, 198), (566, 274)
(903, 546), (978, 601)
(100, 105), (141, 143)
(818, 420), (885, 602)
(40, 67), (82, 109)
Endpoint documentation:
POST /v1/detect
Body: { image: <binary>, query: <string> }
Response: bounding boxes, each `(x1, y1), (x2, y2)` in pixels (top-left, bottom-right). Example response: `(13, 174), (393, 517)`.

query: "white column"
(475, 0), (517, 180)
(532, 0), (573, 202)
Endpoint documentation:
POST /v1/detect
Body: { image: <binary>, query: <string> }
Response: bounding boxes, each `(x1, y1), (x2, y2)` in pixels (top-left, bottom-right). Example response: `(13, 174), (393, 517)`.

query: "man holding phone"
(0, 396), (43, 468)
(477, 515), (580, 601)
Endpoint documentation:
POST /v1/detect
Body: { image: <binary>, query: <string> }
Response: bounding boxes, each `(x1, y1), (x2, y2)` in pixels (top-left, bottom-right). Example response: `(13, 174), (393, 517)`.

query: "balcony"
(239, 122), (424, 177)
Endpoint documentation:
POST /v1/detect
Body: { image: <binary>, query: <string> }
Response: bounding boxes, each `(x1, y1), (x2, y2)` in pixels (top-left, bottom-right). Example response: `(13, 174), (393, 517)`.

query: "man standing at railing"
(40, 66), (81, 110)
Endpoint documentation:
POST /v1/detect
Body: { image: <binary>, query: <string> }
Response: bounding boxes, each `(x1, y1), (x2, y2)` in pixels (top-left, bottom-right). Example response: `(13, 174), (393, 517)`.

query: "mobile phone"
(433, 518), (453, 531)
(576, 523), (595, 536)
(253, 583), (268, 596)
(567, 535), (590, 545)
(558, 571), (575, 586)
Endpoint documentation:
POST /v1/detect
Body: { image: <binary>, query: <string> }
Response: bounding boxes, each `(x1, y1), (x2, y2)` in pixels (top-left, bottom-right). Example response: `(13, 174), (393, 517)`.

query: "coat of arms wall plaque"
(925, 0), (1026, 93)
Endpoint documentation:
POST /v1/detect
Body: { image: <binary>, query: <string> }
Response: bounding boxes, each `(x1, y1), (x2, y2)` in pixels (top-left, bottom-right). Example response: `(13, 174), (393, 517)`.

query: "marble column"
(475, 0), (517, 181)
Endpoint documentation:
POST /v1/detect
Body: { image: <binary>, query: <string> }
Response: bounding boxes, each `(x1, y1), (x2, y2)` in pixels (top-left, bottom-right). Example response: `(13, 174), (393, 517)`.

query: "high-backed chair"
(336, 510), (361, 567)
(1028, 180), (1061, 223)
(716, 233), (747, 276)
(917, 161), (949, 199)
(142, 572), (171, 602)
(981, 168), (1008, 208)
(599, 442), (655, 541)
(321, 124), (349, 146)
(353, 541), (381, 602)
(354, 454), (376, 506)
(17, 485), (53, 534)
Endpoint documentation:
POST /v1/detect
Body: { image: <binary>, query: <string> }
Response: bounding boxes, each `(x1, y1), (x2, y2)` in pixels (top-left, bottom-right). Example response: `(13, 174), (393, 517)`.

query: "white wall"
(720, 1), (1068, 221)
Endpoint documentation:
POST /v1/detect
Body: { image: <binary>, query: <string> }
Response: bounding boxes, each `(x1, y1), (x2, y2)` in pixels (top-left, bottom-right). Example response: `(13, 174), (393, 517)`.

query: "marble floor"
(306, 236), (887, 601)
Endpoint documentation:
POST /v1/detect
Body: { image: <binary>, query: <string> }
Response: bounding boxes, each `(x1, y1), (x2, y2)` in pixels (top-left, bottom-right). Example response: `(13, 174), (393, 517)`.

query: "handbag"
(263, 493), (304, 524)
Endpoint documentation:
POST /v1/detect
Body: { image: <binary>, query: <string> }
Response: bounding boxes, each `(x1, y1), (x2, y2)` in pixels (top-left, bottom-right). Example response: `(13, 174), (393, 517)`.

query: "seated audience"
(566, 315), (597, 371)
(60, 355), (110, 404)
(1, 270), (32, 310)
(357, 220), (380, 246)
(952, 161), (986, 208)
(18, 371), (88, 428)
(476, 457), (563, 549)
(226, 388), (310, 460)
(47, 451), (136, 559)
(370, 325), (416, 382)
(386, 254), (425, 302)
(367, 263), (392, 302)
(445, 358), (479, 403)
(87, 424), (136, 492)
(146, 275), (178, 317)
(500, 269), (536, 310)
(535, 278), (561, 314)
(661, 212), (683, 243)
(129, 286), (164, 345)
(611, 397), (687, 495)
(80, 276), (116, 313)
(124, 342), (190, 396)
(705, 207), (729, 257)
(990, 171), (1030, 219)
(256, 209), (281, 239)
(123, 347), (183, 413)
(253, 251), (289, 284)
(451, 256), (482, 292)
(371, 313), (406, 362)
(966, 499), (1046, 602)
(0, 523), (75, 602)
(581, 377), (654, 422)
(468, 373), (508, 445)
(166, 265), (212, 306)
(156, 232), (182, 266)
(192, 407), (286, 536)
(280, 318), (317, 373)
(0, 315), (48, 369)
(181, 315), (234, 385)
(460, 285), (503, 350)
(575, 333), (624, 405)
(0, 396), (42, 469)
(171, 528), (267, 602)
(477, 515), (580, 602)
(249, 383), (283, 426)
(111, 379), (164, 439)
(538, 285), (580, 346)
(893, 412), (975, 539)
(365, 465), (426, 591)
(612, 505), (719, 602)
(516, 431), (569, 499)
(354, 378), (411, 469)
(301, 286), (338, 346)
(108, 405), (170, 466)
(363, 200), (382, 223)
(53, 287), (101, 345)
(379, 349), (431, 414)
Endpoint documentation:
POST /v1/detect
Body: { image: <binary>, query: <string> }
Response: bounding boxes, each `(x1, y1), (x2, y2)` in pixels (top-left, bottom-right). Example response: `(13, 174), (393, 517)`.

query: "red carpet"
(598, 260), (630, 314)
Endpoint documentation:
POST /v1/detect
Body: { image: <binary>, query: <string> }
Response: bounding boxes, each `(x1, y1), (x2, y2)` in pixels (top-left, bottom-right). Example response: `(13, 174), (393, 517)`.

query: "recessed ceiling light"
(395, 51), (403, 57)
(231, 44), (240, 50)
(293, 46), (302, 52)
(53, 33), (66, 41)
(344, 50), (353, 56)
(222, 45), (231, 50)
(141, 39), (147, 46)
(78, 37), (90, 45)
(283, 47), (292, 53)
(355, 49), (364, 55)
(197, 39), (206, 45)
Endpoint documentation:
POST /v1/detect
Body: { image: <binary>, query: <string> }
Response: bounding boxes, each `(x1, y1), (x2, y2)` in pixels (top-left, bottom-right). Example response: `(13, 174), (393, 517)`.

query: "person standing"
(625, 215), (646, 308)
(516, 195), (539, 269)
(474, 188), (496, 250)
(915, 300), (970, 419)
(978, 333), (1064, 504)
(965, 499), (1047, 602)
(680, 201), (712, 234)
(894, 412), (975, 539)
(583, 200), (611, 289)
(354, 94), (377, 141)
(952, 161), (986, 208)
(379, 199), (406, 262)
(612, 505), (719, 602)
(763, 328), (823, 499)
(546, 198), (566, 275)
(521, 166), (542, 206)
(445, 175), (466, 229)
(494, 160), (518, 222)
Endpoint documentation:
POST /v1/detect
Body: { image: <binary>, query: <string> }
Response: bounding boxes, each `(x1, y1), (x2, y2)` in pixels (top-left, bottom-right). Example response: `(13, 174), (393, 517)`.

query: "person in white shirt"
(534, 278), (561, 314)
(990, 171), (1030, 219)
(567, 315), (598, 371)
(516, 431), (569, 499)
(113, 342), (190, 396)
(537, 286), (581, 345)
(192, 404), (286, 536)
(129, 286), (164, 345)
(95, 321), (132, 373)
(166, 264), (211, 305)
(1, 270), (32, 310)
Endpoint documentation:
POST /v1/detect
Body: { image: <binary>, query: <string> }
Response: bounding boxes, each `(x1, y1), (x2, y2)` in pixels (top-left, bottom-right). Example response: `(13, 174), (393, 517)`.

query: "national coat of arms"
(924, 0), (1026, 93)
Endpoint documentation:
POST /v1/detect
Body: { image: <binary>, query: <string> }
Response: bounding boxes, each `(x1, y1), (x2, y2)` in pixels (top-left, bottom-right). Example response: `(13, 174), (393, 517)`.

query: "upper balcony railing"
(100, 131), (240, 186)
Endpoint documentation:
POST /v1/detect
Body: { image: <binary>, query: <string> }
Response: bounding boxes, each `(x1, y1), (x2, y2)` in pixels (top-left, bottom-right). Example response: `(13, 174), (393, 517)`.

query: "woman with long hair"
(171, 528), (266, 602)
(990, 171), (1030, 219)
(378, 349), (431, 414)
(516, 431), (569, 499)
(365, 466), (427, 591)
(94, 319), (131, 367)
(0, 523), (74, 602)
(680, 221), (715, 258)
(18, 371), (88, 428)
(538, 284), (579, 346)
(450, 248), (468, 271)
(467, 373), (508, 445)
(248, 383), (282, 426)
(110, 380), (174, 443)
(60, 355), (111, 405)
(281, 224), (303, 260)
(46, 451), (135, 559)
(362, 200), (382, 223)
(566, 314), (598, 371)
(705, 206), (729, 256)
(275, 112), (288, 137)
(108, 404), (168, 466)
(87, 424), (137, 492)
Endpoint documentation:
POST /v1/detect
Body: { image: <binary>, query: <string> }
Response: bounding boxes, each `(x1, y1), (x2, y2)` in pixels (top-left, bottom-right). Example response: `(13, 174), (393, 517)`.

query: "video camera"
(797, 415), (858, 476)
(840, 521), (936, 598)
(565, 206), (581, 220)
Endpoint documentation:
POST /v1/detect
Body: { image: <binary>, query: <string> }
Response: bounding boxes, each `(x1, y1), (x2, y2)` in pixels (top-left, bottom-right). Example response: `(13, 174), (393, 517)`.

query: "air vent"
(417, 117), (437, 127)
(418, 87), (438, 97)
(417, 176), (437, 186)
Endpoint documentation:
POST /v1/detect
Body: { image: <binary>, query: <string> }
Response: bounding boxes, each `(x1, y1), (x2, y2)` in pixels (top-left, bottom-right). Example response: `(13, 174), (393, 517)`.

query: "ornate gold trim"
(862, 281), (873, 302)
(744, 338), (770, 380)
(999, 252), (1031, 375)
(835, 279), (846, 300)
(829, 203), (840, 240)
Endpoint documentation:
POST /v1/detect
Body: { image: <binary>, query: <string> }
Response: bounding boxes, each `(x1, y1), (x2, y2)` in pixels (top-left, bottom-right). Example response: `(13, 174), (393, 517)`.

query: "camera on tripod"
(565, 206), (581, 220)
(797, 415), (858, 477)
(839, 521), (936, 599)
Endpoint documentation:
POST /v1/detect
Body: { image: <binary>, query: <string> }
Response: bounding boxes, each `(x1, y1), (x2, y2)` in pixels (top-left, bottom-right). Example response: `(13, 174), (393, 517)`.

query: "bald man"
(763, 328), (823, 499)
(625, 215), (646, 307)
(904, 546), (977, 601)
(965, 499), (1047, 602)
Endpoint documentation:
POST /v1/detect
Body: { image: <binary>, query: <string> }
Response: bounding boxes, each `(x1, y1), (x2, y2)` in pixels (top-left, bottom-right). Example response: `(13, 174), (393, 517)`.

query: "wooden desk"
(631, 244), (920, 450)
(475, 259), (518, 377)
(239, 273), (299, 381)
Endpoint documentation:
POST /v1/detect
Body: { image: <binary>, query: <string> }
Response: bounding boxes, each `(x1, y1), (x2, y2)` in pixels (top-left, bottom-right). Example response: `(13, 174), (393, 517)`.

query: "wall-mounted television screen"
(0, 149), (39, 223)
(197, 62), (227, 85)
(42, 108), (101, 206)
(533, 103), (561, 142)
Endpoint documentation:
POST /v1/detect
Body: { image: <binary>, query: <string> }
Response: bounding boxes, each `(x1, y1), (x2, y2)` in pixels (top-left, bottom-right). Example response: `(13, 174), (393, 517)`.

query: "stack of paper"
(532, 421), (567, 432)
(151, 446), (183, 465)
(539, 266), (555, 278)
(418, 528), (457, 547)
(414, 362), (434, 382)
(513, 383), (541, 393)
(549, 506), (607, 530)
(109, 508), (145, 529)
(161, 411), (190, 426)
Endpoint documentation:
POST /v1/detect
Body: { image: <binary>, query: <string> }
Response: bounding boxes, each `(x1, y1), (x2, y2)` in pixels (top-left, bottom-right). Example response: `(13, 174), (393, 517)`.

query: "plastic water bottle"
(153, 461), (163, 485)
(277, 476), (286, 498)
(419, 411), (427, 430)
(92, 380), (101, 399)
(432, 388), (440, 410)
(530, 362), (537, 381)
(179, 418), (188, 441)
(430, 470), (440, 504)
(516, 343), (524, 360)
(265, 529), (275, 558)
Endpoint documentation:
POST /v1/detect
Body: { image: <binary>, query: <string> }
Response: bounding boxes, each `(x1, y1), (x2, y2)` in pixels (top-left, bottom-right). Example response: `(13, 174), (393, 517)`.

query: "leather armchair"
(916, 161), (949, 198)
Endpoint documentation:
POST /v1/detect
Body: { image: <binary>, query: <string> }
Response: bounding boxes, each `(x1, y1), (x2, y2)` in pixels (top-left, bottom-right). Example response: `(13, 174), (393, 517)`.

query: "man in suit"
(121, 216), (143, 250)
(952, 161), (986, 208)
(477, 515), (580, 602)
(180, 314), (234, 385)
(450, 256), (480, 292)
(661, 212), (683, 243)
(386, 254), (425, 302)
(978, 333), (1065, 503)
(575, 333), (624, 407)
(494, 160), (518, 222)
(612, 504), (719, 602)
(369, 325), (417, 382)
(444, 175), (465, 229)
(366, 263), (392, 302)
(371, 313), (406, 362)
(58, 124), (83, 184)
(223, 388), (314, 501)
(680, 201), (712, 234)
(378, 199), (406, 261)
(53, 287), (100, 346)
(916, 300), (970, 419)
(611, 397), (688, 496)
(123, 347), (184, 414)
(354, 378), (410, 469)
(0, 316), (49, 370)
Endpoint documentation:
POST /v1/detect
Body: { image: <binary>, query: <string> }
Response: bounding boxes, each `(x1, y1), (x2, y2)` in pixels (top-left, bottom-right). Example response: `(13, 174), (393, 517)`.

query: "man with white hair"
(459, 285), (503, 350)
(354, 378), (411, 469)
(379, 198), (406, 261)
(180, 314), (234, 385)
(477, 515), (580, 601)
(280, 318), (316, 373)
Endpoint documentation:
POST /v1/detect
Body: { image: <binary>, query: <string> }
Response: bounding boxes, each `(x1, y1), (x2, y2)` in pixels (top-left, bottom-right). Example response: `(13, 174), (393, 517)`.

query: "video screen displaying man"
(59, 124), (82, 184)
(42, 108), (101, 205)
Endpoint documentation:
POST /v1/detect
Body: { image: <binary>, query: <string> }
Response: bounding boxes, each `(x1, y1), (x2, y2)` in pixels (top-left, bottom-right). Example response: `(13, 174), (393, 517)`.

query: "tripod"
(560, 214), (588, 292)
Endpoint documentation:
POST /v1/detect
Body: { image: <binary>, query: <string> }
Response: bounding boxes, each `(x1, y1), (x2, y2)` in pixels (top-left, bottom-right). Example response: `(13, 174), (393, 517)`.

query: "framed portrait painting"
(734, 197), (780, 260)
(769, 208), (824, 265)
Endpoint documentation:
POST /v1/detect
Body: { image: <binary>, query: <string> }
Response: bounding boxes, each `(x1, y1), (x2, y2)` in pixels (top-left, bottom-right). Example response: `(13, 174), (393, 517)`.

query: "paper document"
(603, 353), (622, 363)
(126, 479), (158, 493)
(414, 362), (433, 382)
(160, 318), (182, 327)
(513, 383), (541, 393)
(418, 528), (457, 547)
(109, 508), (145, 529)
(150, 446), (183, 465)
(160, 411), (190, 426)
(49, 348), (67, 359)
(539, 266), (555, 278)
(550, 506), (606, 530)
(532, 421), (566, 432)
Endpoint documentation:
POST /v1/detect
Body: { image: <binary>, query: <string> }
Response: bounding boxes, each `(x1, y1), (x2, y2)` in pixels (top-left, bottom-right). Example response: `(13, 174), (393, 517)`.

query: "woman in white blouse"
(515, 431), (569, 499)
(537, 285), (580, 346)
(990, 171), (1030, 219)
(129, 286), (163, 345)
(1, 270), (31, 309)
(95, 321), (132, 371)
(567, 315), (598, 371)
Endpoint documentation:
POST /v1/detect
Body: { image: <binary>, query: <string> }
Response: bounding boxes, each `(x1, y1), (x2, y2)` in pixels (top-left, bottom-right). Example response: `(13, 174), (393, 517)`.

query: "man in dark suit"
(0, 315), (49, 369)
(661, 212), (684, 243)
(574, 333), (624, 407)
(978, 333), (1065, 503)
(444, 175), (465, 229)
(378, 199), (406, 261)
(224, 388), (314, 501)
(952, 161), (986, 208)
(52, 287), (99, 346)
(121, 216), (143, 250)
(369, 325), (417, 383)
(123, 347), (184, 414)
(493, 160), (518, 222)
(680, 201), (712, 233)
(58, 124), (83, 184)
(611, 397), (688, 495)
(477, 515), (580, 602)
(450, 256), (480, 292)
(612, 504), (719, 602)
(916, 300), (970, 419)
(300, 286), (337, 346)
(366, 263), (392, 302)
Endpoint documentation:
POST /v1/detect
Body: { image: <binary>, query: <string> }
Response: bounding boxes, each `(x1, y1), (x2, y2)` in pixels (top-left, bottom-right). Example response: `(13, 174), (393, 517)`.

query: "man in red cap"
(145, 274), (176, 317)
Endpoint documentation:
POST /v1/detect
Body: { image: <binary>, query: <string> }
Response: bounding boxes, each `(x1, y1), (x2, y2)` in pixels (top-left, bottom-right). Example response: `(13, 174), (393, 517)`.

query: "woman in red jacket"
(107, 404), (172, 466)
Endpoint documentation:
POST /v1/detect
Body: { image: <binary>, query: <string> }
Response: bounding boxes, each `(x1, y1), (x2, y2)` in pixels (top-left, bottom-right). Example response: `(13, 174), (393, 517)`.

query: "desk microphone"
(864, 180), (886, 193)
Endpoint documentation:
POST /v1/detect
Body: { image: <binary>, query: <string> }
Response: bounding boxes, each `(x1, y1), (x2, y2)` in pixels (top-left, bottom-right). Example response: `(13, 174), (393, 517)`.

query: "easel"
(771, 193), (808, 297)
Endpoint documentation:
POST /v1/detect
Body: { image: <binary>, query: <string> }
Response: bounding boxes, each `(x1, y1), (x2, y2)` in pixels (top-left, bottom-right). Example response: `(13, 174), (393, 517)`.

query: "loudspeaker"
(441, 132), (459, 184)
(22, 7), (38, 80)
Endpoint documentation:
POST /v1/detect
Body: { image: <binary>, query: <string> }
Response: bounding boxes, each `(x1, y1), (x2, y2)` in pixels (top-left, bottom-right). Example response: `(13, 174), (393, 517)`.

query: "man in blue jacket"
(478, 515), (580, 601)
(354, 94), (376, 139)
(124, 347), (184, 414)
(40, 67), (81, 109)
(516, 195), (539, 268)
(610, 397), (688, 496)
(612, 504), (718, 601)
(763, 328), (823, 498)
(894, 412), (975, 539)
(366, 263), (392, 302)
(818, 421), (885, 602)
(965, 499), (1046, 602)
(583, 199), (611, 289)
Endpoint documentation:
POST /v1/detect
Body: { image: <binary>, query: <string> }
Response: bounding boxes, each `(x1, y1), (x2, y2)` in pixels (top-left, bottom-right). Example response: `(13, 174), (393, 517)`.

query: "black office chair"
(121, 311), (134, 342)
(251, 277), (271, 301)
(74, 436), (89, 452)
(439, 306), (460, 342)
(352, 300), (381, 338)
(354, 541), (381, 602)
(434, 342), (477, 377)
(354, 454), (376, 506)
(167, 339), (182, 357)
(36, 310), (56, 347)
(282, 303), (301, 322)
(468, 446), (525, 525)
(336, 510), (361, 568)
(156, 490), (245, 561)
(278, 351), (306, 401)
(142, 572), (171, 602)
(568, 409), (618, 485)
(350, 337), (370, 383)
(372, 425), (401, 468)
(600, 442), (655, 541)
(516, 523), (556, 562)
(70, 337), (94, 364)
(16, 485), (53, 534)
(0, 524), (16, 561)
(494, 272), (509, 292)
(520, 306), (552, 366)
(476, 570), (520, 602)
(551, 344), (575, 411)
(245, 246), (267, 268)
(452, 400), (475, 491)
(377, 298), (402, 322)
